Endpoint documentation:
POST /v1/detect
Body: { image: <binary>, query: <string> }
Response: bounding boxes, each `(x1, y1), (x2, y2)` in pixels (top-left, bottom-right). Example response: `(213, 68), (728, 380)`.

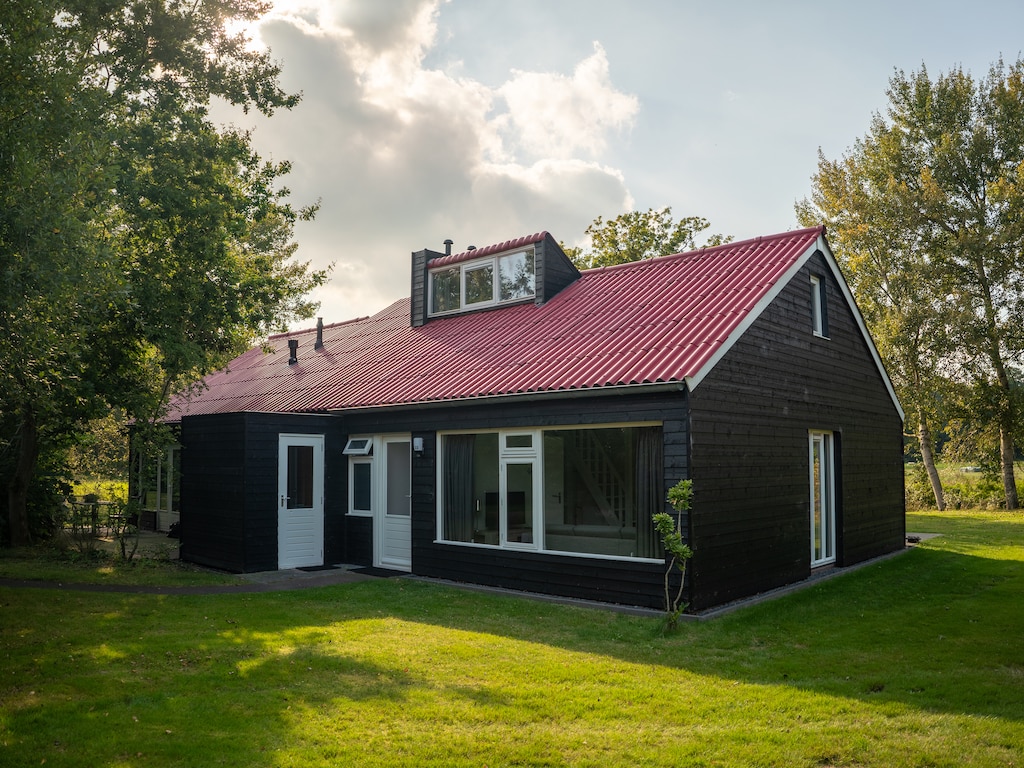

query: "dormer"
(410, 232), (580, 327)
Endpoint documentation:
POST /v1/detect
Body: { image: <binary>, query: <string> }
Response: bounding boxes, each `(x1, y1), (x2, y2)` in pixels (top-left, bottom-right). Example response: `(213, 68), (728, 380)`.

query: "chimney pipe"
(288, 339), (298, 365)
(444, 239), (453, 256)
(315, 317), (324, 350)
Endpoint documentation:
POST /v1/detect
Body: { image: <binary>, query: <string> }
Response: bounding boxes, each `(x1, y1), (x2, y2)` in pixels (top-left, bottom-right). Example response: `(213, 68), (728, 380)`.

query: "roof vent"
(287, 339), (298, 365)
(467, 245), (476, 251)
(444, 239), (453, 256)
(315, 317), (324, 350)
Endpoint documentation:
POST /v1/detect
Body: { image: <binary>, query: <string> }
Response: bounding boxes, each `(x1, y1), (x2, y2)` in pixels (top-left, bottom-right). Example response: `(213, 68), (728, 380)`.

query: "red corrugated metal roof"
(166, 227), (826, 420)
(427, 232), (548, 268)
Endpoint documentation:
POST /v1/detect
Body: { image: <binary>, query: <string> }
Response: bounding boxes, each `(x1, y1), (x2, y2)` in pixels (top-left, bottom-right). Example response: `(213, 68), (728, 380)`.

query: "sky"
(218, 0), (1024, 328)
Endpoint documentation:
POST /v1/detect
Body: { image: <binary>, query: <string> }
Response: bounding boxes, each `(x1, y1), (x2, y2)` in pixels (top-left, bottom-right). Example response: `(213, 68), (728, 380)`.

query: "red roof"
(167, 227), (831, 420)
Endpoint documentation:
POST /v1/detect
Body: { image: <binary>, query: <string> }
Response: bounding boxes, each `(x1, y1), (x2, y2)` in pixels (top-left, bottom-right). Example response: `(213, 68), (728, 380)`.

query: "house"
(166, 227), (905, 612)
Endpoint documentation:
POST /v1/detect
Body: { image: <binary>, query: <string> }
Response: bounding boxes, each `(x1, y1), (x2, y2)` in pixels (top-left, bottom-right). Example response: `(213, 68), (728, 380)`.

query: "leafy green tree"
(797, 148), (953, 509)
(800, 60), (1024, 510)
(1, 1), (327, 545)
(564, 207), (730, 269)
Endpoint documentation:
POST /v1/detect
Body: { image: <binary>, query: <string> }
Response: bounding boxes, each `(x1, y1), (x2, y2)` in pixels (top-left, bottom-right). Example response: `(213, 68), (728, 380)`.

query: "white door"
(278, 434), (325, 569)
(376, 437), (412, 571)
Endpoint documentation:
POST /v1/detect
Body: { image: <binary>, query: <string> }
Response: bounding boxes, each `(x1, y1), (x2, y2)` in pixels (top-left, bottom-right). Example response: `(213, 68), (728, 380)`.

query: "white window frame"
(343, 437), (373, 456)
(347, 434), (374, 517)
(428, 248), (536, 317)
(499, 430), (541, 551)
(434, 422), (664, 562)
(809, 430), (836, 566)
(349, 458), (373, 517)
(810, 275), (828, 338)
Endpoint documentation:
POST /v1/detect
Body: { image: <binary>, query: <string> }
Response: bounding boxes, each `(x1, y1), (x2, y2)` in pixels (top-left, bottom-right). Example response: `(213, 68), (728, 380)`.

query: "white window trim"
(343, 437), (373, 456)
(810, 275), (829, 339)
(434, 422), (664, 562)
(428, 248), (536, 317)
(348, 458), (373, 517)
(347, 434), (374, 517)
(809, 430), (837, 566)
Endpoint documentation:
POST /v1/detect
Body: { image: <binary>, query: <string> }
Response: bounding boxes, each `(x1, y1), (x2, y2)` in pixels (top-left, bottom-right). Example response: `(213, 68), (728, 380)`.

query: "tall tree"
(1, 1), (327, 545)
(797, 147), (953, 509)
(800, 60), (1024, 510)
(564, 207), (730, 269)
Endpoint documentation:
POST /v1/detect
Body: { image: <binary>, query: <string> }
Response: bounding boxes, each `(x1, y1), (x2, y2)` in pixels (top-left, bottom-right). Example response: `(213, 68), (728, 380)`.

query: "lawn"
(1, 510), (1022, 767)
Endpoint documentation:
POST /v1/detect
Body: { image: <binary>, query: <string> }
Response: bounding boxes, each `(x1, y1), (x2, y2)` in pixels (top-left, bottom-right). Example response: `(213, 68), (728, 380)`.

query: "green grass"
(2, 510), (1023, 767)
(0, 544), (238, 587)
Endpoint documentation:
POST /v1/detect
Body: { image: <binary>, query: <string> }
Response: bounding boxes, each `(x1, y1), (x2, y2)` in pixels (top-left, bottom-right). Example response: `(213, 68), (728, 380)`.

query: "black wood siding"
(687, 252), (904, 610)
(409, 248), (445, 327)
(179, 412), (346, 573)
(180, 413), (247, 571)
(536, 233), (580, 304)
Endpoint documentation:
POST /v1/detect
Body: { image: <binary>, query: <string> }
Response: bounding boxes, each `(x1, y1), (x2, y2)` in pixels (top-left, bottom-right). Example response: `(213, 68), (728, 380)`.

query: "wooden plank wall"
(687, 252), (905, 610)
(180, 413), (248, 572)
(180, 412), (346, 572)
(536, 232), (581, 304)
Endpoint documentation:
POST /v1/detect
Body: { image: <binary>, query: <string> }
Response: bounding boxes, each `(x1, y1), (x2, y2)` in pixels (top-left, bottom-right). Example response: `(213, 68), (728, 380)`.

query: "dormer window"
(429, 248), (536, 316)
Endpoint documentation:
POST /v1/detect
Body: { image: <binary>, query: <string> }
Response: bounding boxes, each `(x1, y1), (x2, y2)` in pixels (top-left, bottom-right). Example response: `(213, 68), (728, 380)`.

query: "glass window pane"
(498, 250), (535, 301)
(431, 267), (460, 313)
(442, 433), (498, 544)
(504, 433), (533, 449)
(352, 462), (371, 512)
(505, 461), (534, 544)
(287, 445), (314, 509)
(386, 442), (411, 516)
(543, 427), (665, 558)
(464, 264), (494, 305)
(169, 447), (181, 512)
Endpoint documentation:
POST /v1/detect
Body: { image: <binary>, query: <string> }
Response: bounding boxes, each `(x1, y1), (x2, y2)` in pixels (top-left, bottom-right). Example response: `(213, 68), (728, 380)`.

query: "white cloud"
(224, 0), (638, 324)
(496, 42), (639, 160)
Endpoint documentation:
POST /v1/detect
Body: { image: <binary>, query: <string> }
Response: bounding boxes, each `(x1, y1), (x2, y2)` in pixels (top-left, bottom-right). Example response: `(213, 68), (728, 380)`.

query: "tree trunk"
(7, 409), (40, 547)
(999, 425), (1019, 510)
(917, 413), (945, 511)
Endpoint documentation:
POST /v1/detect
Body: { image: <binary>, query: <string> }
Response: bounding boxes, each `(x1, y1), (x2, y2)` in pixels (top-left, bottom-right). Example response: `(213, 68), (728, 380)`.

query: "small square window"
(504, 434), (533, 450)
(343, 438), (373, 456)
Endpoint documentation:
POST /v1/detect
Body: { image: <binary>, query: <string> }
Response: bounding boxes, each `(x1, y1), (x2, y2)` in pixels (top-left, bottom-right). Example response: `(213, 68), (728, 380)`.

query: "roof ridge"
(268, 314), (372, 341)
(579, 226), (825, 275)
(429, 231), (549, 267)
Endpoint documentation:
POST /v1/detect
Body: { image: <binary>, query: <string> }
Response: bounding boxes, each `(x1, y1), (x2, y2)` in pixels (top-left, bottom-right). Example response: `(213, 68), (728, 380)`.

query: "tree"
(799, 60), (1024, 510)
(1, 1), (327, 545)
(797, 147), (954, 509)
(564, 207), (730, 269)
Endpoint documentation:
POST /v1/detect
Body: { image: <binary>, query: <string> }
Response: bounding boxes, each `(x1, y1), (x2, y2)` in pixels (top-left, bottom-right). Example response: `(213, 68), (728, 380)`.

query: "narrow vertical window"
(810, 275), (828, 337)
(810, 431), (836, 566)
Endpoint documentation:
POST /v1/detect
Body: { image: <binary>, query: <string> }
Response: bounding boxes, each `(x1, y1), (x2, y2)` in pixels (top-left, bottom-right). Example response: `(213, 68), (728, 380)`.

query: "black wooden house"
(169, 227), (905, 612)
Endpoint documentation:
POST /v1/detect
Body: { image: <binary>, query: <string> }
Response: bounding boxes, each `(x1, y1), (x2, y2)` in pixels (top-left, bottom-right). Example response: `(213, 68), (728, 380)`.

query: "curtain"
(444, 434), (475, 542)
(634, 427), (664, 559)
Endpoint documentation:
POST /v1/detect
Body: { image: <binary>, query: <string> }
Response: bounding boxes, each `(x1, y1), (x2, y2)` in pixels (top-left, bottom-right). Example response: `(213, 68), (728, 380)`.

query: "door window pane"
(386, 441), (411, 517)
(287, 445), (314, 509)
